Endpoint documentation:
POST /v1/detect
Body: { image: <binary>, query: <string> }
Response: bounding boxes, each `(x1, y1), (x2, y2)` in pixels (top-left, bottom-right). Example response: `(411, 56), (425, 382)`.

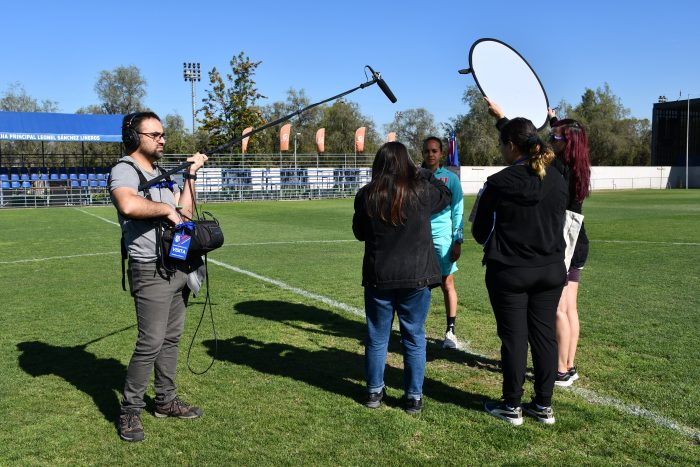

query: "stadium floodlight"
(183, 62), (201, 134)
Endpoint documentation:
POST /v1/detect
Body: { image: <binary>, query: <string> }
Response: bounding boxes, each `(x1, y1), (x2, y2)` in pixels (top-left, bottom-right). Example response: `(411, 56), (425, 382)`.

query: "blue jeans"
(364, 287), (431, 400)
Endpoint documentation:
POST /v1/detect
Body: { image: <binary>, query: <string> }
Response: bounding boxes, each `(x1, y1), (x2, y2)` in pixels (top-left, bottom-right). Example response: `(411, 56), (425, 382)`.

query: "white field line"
(72, 208), (700, 247)
(567, 387), (700, 441)
(0, 252), (117, 264)
(221, 240), (355, 247)
(207, 258), (364, 317)
(59, 208), (700, 440)
(73, 209), (356, 247)
(75, 208), (120, 226)
(591, 239), (700, 246)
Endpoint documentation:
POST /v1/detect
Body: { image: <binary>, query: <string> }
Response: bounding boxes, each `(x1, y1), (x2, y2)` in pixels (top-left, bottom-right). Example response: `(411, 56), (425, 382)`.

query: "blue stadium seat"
(88, 173), (96, 180)
(59, 173), (68, 180)
(21, 181), (31, 189)
(78, 173), (87, 180)
(31, 173), (40, 181)
(97, 173), (105, 180)
(90, 180), (98, 187)
(40, 174), (49, 181)
(21, 174), (30, 181)
(98, 180), (108, 188)
(69, 173), (78, 180)
(0, 174), (8, 181)
(80, 180), (89, 187)
(1, 181), (9, 189)
(50, 174), (59, 180)
(11, 181), (20, 189)
(11, 174), (19, 181)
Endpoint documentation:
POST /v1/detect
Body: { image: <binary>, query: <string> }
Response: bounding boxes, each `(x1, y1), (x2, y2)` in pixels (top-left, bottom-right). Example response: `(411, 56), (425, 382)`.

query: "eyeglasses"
(138, 132), (166, 141)
(548, 132), (565, 141)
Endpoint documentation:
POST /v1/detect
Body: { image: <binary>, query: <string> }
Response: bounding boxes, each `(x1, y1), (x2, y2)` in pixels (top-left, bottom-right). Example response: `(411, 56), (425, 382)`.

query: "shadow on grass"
(425, 337), (502, 374)
(16, 325), (137, 424)
(234, 300), (366, 342)
(235, 300), (503, 374)
(203, 334), (485, 412)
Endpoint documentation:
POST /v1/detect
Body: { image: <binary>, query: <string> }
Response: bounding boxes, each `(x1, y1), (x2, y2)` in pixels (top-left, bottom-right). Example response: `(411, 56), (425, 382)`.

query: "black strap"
(111, 160), (175, 291)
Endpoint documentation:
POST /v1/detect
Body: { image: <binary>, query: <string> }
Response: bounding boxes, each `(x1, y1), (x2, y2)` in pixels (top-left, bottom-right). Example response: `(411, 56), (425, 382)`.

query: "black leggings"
(485, 261), (566, 407)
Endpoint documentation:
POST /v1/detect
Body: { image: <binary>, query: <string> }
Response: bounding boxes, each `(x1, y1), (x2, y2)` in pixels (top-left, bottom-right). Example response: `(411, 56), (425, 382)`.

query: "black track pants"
(485, 261), (566, 407)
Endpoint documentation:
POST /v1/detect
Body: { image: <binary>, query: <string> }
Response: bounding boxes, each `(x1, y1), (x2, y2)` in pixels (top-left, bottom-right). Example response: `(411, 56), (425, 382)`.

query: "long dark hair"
(551, 119), (591, 202)
(499, 117), (555, 180)
(366, 142), (419, 225)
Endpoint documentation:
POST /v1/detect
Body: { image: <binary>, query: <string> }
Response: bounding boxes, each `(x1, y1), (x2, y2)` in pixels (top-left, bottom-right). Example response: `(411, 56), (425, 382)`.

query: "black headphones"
(122, 112), (143, 154)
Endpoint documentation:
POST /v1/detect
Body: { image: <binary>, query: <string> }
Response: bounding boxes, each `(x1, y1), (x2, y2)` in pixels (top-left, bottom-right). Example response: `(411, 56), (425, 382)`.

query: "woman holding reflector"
(548, 112), (591, 386)
(353, 142), (451, 414)
(471, 98), (568, 425)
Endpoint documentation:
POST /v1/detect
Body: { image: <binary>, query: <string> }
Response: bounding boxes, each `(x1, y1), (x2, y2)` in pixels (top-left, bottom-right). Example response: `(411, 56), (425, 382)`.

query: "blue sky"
(2, 0), (698, 135)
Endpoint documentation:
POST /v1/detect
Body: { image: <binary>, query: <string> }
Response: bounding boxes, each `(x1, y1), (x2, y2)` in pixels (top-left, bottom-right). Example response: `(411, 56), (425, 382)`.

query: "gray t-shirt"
(109, 156), (181, 262)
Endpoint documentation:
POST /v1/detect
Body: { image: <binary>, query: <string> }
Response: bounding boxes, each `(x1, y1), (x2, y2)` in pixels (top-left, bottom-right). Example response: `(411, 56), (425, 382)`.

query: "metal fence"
(0, 153), (376, 208)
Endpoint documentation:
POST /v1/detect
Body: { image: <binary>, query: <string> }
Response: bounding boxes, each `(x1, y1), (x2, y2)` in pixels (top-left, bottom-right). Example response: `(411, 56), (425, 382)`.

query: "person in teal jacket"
(422, 136), (465, 349)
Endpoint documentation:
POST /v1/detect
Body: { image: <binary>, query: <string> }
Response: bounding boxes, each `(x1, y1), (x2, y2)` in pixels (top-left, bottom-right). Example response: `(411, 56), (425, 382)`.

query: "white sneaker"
(442, 330), (461, 349)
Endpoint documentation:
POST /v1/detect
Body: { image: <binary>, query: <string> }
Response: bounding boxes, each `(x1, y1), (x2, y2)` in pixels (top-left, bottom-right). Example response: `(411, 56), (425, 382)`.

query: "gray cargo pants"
(121, 261), (189, 412)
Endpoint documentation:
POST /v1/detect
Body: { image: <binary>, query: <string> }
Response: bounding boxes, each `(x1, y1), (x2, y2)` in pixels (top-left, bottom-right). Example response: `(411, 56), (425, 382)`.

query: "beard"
(144, 146), (164, 161)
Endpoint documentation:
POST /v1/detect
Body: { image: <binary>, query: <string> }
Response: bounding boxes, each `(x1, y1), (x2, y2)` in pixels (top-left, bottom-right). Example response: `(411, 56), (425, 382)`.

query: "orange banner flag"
(386, 132), (396, 142)
(241, 127), (253, 154)
(316, 128), (325, 153)
(280, 124), (292, 151)
(355, 126), (366, 153)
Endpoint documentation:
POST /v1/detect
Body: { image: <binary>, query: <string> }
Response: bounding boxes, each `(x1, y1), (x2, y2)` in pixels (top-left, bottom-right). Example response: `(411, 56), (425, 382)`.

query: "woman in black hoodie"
(353, 142), (451, 414)
(471, 99), (568, 425)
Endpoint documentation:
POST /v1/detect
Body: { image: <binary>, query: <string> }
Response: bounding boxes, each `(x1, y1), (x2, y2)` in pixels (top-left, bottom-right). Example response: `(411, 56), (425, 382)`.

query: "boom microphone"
(367, 65), (397, 103)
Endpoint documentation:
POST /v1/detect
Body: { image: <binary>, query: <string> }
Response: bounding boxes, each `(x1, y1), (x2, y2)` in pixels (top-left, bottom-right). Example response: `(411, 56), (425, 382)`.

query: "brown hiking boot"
(119, 410), (145, 442)
(154, 396), (203, 419)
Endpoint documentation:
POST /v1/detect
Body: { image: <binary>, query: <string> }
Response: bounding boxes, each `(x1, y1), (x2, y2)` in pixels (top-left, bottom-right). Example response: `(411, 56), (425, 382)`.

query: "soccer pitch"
(0, 190), (698, 465)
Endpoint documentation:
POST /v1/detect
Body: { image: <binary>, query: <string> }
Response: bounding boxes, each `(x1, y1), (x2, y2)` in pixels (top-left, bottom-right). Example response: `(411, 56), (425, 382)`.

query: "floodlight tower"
(183, 62), (201, 134)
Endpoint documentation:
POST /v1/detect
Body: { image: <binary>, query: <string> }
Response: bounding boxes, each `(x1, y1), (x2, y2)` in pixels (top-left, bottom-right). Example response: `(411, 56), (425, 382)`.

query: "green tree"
(451, 86), (501, 165)
(162, 113), (194, 155)
(562, 83), (651, 166)
(0, 83), (60, 165)
(384, 108), (437, 161)
(317, 99), (380, 154)
(258, 88), (323, 154)
(199, 51), (266, 153)
(75, 104), (105, 114)
(0, 82), (58, 112)
(91, 65), (147, 114)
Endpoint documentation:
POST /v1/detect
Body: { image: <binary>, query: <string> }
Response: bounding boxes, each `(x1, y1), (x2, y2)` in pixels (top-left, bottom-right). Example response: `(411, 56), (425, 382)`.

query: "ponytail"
(525, 135), (555, 180)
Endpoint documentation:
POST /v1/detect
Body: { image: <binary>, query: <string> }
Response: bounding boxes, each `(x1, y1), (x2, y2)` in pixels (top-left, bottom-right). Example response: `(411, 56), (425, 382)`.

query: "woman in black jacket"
(353, 141), (451, 414)
(471, 99), (568, 425)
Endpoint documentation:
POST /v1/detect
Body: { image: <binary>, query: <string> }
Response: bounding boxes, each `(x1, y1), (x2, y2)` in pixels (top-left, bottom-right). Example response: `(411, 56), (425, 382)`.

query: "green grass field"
(0, 190), (698, 465)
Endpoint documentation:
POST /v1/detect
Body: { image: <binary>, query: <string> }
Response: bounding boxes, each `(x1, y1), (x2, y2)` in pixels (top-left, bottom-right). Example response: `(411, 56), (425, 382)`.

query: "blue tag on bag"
(169, 231), (191, 260)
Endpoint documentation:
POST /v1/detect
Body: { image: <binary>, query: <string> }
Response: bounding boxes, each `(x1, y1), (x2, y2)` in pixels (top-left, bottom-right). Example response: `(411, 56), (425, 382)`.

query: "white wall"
(459, 166), (700, 194)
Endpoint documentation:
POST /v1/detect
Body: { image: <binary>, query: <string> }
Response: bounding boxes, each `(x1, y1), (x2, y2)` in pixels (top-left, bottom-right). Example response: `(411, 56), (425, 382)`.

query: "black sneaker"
(404, 397), (423, 414)
(155, 396), (203, 419)
(119, 410), (145, 442)
(568, 366), (580, 382)
(365, 388), (386, 409)
(484, 401), (523, 426)
(554, 371), (574, 387)
(522, 402), (556, 425)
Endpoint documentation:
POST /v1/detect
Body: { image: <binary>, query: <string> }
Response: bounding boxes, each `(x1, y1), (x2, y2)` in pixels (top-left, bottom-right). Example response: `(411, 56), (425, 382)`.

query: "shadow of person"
(234, 300), (504, 376)
(204, 336), (485, 412)
(17, 339), (127, 423)
(233, 300), (367, 342)
(425, 337), (503, 374)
